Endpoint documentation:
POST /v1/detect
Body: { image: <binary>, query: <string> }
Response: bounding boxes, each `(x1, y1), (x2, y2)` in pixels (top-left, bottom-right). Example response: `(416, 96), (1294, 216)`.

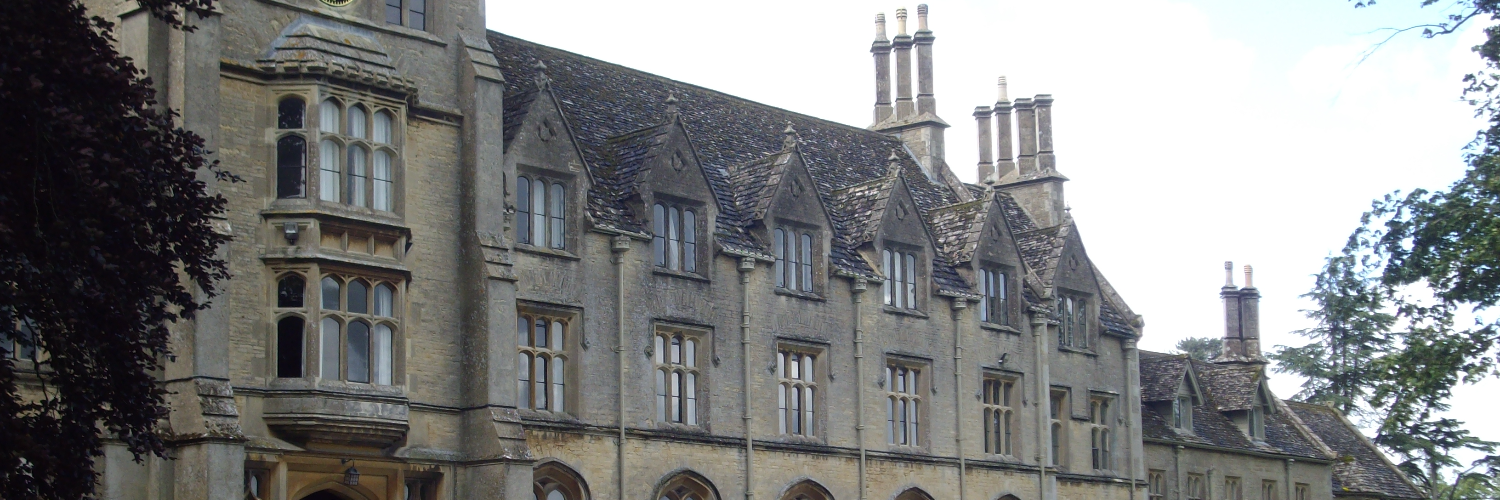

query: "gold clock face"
(320, 0), (355, 7)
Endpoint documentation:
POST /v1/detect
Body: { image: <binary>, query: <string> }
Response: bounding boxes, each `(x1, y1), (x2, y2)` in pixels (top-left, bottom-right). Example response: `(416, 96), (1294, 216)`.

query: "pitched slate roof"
(1288, 402), (1425, 500)
(488, 32), (975, 280)
(501, 90), (538, 150)
(259, 16), (416, 93)
(1139, 352), (1331, 460)
(928, 197), (988, 265)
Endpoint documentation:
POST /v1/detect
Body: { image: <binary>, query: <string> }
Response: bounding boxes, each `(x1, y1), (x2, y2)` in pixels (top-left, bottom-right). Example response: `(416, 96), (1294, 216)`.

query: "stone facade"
(60, 0), (1421, 500)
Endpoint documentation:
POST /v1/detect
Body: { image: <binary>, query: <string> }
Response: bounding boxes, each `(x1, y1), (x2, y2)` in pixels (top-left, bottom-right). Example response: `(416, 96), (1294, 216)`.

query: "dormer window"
(517, 175), (566, 250)
(979, 267), (1010, 325)
(882, 249), (918, 309)
(1173, 395), (1192, 430)
(773, 228), (815, 292)
(652, 202), (699, 273)
(1056, 295), (1089, 349)
(1247, 386), (1272, 440)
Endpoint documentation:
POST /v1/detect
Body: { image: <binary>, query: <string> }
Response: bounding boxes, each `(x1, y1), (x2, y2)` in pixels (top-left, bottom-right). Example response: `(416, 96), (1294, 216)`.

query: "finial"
(1224, 261), (1235, 287)
(916, 4), (929, 31)
(895, 8), (908, 35)
(665, 93), (679, 117)
(997, 76), (1009, 102)
(783, 123), (798, 149)
(887, 150), (903, 176)
(1243, 265), (1254, 288)
(875, 13), (888, 41)
(532, 60), (551, 89)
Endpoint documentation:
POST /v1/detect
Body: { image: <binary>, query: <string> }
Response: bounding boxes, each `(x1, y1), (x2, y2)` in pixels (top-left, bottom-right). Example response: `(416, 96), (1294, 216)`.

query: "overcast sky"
(486, 0), (1496, 452)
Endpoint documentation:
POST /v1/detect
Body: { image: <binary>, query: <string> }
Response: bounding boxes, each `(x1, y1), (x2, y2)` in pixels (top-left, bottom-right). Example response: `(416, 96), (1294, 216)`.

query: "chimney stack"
(1014, 97), (1037, 178)
(992, 77), (1015, 183)
(871, 13), (893, 125)
(892, 8), (915, 119)
(1035, 94), (1055, 174)
(914, 4), (937, 116)
(1216, 262), (1266, 364)
(975, 106), (994, 183)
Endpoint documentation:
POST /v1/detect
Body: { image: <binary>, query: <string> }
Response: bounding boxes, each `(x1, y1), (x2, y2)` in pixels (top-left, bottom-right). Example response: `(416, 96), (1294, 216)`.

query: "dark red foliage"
(0, 0), (226, 498)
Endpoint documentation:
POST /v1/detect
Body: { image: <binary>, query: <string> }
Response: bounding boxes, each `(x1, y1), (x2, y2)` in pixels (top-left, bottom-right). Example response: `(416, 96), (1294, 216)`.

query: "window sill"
(885, 444), (930, 455)
(772, 433), (827, 446)
(652, 421), (709, 434)
(882, 305), (929, 318)
(774, 287), (825, 301)
(653, 267), (709, 283)
(518, 408), (577, 422)
(516, 244), (580, 261)
(980, 322), (1021, 334)
(265, 377), (407, 398)
(1059, 346), (1098, 357)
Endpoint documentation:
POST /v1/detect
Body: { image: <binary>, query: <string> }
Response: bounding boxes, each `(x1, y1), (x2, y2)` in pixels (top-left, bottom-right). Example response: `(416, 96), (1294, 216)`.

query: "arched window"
(893, 488), (933, 500)
(319, 140), (341, 202)
(514, 175), (569, 249)
(319, 99), (340, 133)
(534, 462), (589, 500)
(655, 329), (700, 425)
(886, 364), (921, 446)
(777, 349), (816, 436)
(550, 183), (565, 249)
(347, 105), (368, 139)
(275, 274), (307, 378)
(518, 176), (532, 244)
(881, 249), (918, 309)
(655, 472), (717, 500)
(779, 480), (832, 500)
(373, 111), (393, 144)
(518, 313), (568, 412)
(316, 275), (400, 385)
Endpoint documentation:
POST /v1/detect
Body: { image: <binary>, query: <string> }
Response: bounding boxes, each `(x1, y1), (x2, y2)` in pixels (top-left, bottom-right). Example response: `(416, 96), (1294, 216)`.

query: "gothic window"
(779, 481), (832, 500)
(275, 274), (307, 378)
(1295, 483), (1310, 500)
(1056, 295), (1089, 349)
(1147, 471), (1166, 500)
(980, 267), (1010, 325)
(384, 0), (426, 31)
(655, 473), (716, 500)
(881, 248), (918, 309)
(315, 97), (400, 212)
(276, 96), (307, 199)
(777, 347), (817, 436)
(518, 311), (568, 412)
(773, 228), (815, 292)
(1226, 477), (1244, 500)
(655, 327), (702, 425)
(1050, 389), (1068, 466)
(533, 462), (588, 500)
(1188, 474), (1206, 500)
(652, 203), (698, 273)
(886, 363), (922, 446)
(982, 377), (1015, 456)
(318, 275), (399, 385)
(1090, 397), (1113, 470)
(516, 175), (567, 250)
(1262, 481), (1279, 500)
(894, 488), (934, 500)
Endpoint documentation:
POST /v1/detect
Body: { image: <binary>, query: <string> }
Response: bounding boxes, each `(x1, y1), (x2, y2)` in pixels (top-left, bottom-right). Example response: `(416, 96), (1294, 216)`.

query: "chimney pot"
(917, 4), (929, 31)
(875, 13), (887, 40)
(997, 76), (1009, 103)
(1224, 261), (1235, 287)
(896, 8), (908, 35)
(1243, 265), (1254, 289)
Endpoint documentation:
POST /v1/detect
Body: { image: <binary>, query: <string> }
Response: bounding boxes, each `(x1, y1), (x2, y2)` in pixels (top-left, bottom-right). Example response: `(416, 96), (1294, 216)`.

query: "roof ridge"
(488, 31), (908, 143)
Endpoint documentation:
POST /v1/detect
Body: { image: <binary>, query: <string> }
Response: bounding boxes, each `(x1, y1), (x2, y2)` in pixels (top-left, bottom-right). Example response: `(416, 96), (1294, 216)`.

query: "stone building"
(40, 0), (1419, 499)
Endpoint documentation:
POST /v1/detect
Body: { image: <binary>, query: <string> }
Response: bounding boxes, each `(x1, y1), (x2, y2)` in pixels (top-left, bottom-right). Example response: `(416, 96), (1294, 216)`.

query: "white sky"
(486, 0), (1497, 458)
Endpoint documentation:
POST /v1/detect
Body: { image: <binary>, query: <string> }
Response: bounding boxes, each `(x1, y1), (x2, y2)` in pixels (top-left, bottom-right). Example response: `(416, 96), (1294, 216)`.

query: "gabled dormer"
(503, 69), (594, 255)
(1172, 363), (1206, 433)
(929, 188), (1027, 329)
(1242, 380), (1275, 441)
(830, 154), (942, 313)
(733, 126), (838, 296)
(607, 96), (718, 278)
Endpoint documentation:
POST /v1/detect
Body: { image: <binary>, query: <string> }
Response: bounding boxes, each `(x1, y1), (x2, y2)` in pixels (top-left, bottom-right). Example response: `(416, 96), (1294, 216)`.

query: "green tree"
(1301, 1), (1500, 497)
(1172, 337), (1222, 362)
(0, 0), (224, 498)
(1270, 253), (1396, 417)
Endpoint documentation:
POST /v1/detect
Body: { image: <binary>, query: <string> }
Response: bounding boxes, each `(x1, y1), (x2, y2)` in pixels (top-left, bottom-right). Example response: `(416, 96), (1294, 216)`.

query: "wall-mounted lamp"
(282, 222), (299, 244)
(997, 352), (1009, 366)
(341, 459), (359, 486)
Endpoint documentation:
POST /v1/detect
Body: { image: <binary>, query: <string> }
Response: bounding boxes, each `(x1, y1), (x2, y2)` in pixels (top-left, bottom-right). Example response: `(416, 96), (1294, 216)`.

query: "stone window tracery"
(1188, 474), (1206, 500)
(276, 96), (307, 199)
(275, 274), (308, 378)
(653, 202), (698, 273)
(1147, 470), (1166, 500)
(1262, 480), (1279, 500)
(886, 363), (922, 446)
(777, 347), (817, 436)
(1090, 397), (1113, 470)
(1226, 477), (1244, 500)
(518, 312), (567, 412)
(655, 473), (716, 500)
(533, 462), (587, 500)
(317, 274), (399, 385)
(1056, 294), (1089, 349)
(310, 96), (400, 213)
(655, 328), (702, 425)
(982, 376), (1015, 456)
